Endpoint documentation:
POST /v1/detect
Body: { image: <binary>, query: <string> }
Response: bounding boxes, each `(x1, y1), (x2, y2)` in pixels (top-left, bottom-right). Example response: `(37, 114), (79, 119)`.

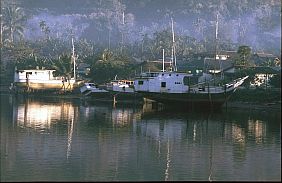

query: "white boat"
(106, 79), (135, 93)
(133, 18), (249, 109)
(134, 71), (248, 108)
(11, 69), (79, 93)
(10, 38), (81, 93)
(80, 83), (109, 97)
(105, 77), (143, 101)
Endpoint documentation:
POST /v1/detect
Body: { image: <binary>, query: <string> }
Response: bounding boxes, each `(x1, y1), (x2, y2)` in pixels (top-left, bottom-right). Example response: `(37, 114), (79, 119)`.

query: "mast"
(215, 12), (224, 79)
(213, 13), (219, 85)
(171, 18), (177, 72)
(121, 11), (125, 53)
(72, 38), (76, 81)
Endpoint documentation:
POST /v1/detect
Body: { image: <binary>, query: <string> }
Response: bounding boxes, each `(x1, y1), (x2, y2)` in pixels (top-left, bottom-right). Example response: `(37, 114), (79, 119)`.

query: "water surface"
(1, 94), (280, 181)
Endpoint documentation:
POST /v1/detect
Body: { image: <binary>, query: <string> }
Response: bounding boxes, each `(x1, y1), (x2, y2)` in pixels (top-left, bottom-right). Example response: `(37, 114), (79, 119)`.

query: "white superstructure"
(12, 69), (76, 91)
(134, 72), (193, 93)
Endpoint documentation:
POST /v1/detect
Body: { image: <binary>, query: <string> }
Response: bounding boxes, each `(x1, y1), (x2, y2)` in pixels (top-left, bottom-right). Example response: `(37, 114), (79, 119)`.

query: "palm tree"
(39, 20), (50, 40)
(2, 5), (26, 44)
(100, 49), (113, 62)
(52, 54), (74, 80)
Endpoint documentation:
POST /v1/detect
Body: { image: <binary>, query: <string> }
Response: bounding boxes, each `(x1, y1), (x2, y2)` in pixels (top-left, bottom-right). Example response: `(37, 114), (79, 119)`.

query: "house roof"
(204, 58), (234, 71)
(253, 66), (281, 74)
(17, 69), (56, 72)
(77, 63), (90, 70)
(254, 52), (276, 58)
(191, 50), (238, 60)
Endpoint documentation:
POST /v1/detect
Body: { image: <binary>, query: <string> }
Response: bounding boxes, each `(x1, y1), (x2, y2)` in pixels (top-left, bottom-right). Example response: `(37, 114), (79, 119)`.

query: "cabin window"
(175, 82), (181, 84)
(169, 74), (171, 76)
(138, 80), (144, 85)
(149, 73), (159, 77)
(162, 74), (164, 76)
(161, 82), (166, 87)
(176, 74), (179, 76)
(196, 69), (203, 74)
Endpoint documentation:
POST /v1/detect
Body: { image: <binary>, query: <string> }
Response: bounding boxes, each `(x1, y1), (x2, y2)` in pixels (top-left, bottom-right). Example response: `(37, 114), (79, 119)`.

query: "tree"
(2, 5), (26, 45)
(269, 73), (281, 88)
(100, 49), (114, 62)
(236, 45), (252, 67)
(51, 54), (74, 80)
(39, 20), (50, 40)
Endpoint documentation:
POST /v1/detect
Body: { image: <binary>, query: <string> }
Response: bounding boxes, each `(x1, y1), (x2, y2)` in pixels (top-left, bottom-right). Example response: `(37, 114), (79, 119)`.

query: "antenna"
(215, 13), (218, 40)
(72, 38), (76, 80)
(122, 11), (125, 25)
(162, 49), (165, 72)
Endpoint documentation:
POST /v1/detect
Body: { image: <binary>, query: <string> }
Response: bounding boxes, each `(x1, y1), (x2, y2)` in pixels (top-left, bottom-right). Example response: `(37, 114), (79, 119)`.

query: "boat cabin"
(14, 69), (61, 83)
(134, 72), (194, 93)
(107, 79), (135, 93)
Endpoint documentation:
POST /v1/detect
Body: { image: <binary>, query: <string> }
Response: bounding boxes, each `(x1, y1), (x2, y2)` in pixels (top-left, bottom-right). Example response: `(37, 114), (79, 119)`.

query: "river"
(0, 94), (280, 181)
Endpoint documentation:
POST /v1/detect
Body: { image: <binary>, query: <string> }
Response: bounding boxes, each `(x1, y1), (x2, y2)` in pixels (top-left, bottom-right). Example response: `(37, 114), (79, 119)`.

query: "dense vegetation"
(1, 0), (281, 85)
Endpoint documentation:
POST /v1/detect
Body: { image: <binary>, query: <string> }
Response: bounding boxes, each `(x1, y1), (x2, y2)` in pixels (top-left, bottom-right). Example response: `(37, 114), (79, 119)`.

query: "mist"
(4, 0), (281, 55)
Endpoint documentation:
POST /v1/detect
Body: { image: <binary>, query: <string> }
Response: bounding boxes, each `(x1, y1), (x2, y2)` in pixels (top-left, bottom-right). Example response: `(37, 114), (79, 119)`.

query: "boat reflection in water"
(15, 100), (75, 132)
(2, 96), (280, 181)
(137, 102), (280, 181)
(11, 97), (78, 160)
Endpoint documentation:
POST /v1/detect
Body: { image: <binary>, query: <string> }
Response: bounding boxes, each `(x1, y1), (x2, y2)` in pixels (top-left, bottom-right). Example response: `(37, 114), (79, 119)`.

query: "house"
(185, 51), (237, 75)
(204, 57), (235, 74)
(252, 52), (279, 66)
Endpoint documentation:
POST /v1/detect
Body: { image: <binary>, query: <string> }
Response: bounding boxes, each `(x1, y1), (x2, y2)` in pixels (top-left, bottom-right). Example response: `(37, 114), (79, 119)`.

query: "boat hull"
(86, 91), (112, 99)
(109, 91), (143, 101)
(12, 81), (81, 93)
(138, 89), (235, 109)
(84, 91), (143, 104)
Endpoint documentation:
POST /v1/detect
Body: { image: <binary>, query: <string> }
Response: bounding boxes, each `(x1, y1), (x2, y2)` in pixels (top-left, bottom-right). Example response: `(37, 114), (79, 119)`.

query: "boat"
(79, 80), (142, 103)
(106, 77), (135, 93)
(10, 38), (82, 94)
(134, 71), (248, 108)
(105, 77), (142, 101)
(11, 68), (80, 93)
(80, 82), (110, 98)
(133, 18), (249, 109)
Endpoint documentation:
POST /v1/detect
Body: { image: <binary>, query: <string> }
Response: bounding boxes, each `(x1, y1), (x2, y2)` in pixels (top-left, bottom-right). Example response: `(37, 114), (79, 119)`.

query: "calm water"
(0, 94), (281, 181)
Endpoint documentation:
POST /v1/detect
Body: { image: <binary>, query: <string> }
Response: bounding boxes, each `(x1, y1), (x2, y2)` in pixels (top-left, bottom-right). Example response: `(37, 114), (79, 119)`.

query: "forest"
(1, 0), (281, 84)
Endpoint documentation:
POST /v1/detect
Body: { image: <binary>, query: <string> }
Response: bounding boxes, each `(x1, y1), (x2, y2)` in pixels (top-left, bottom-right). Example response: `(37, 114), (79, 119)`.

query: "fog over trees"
(2, 0), (281, 53)
(1, 0), (281, 83)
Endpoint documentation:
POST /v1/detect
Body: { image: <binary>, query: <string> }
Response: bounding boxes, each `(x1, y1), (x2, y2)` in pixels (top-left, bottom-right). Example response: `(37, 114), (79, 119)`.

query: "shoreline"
(224, 101), (281, 111)
(1, 84), (281, 111)
(1, 92), (280, 111)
